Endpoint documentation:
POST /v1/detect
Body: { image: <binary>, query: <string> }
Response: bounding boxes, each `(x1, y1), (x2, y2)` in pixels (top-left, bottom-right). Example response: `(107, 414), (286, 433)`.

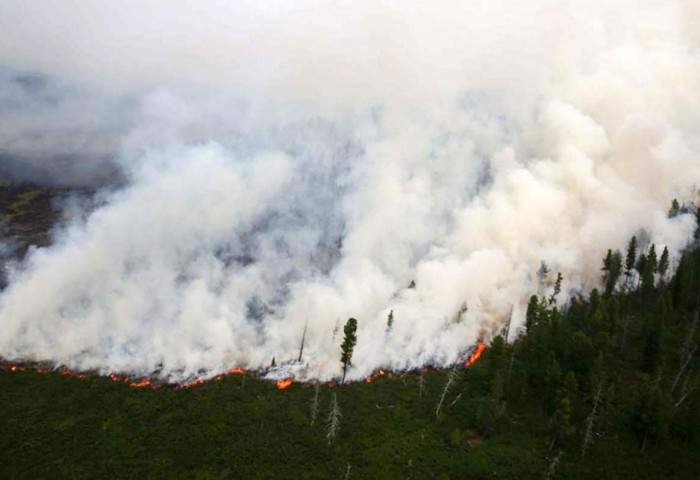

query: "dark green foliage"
(669, 199), (680, 218)
(340, 317), (358, 382)
(386, 309), (394, 332)
(636, 253), (647, 281)
(659, 246), (670, 282)
(602, 249), (623, 297)
(2, 190), (700, 478)
(553, 373), (577, 446)
(648, 244), (658, 274)
(525, 294), (540, 333)
(549, 272), (563, 306)
(631, 383), (674, 449)
(625, 235), (638, 287)
(538, 261), (550, 286)
(641, 298), (666, 373)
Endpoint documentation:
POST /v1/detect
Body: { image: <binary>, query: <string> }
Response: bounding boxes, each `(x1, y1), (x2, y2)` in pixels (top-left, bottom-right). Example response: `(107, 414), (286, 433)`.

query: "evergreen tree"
(602, 249), (623, 297)
(658, 246), (670, 283)
(588, 288), (600, 321)
(525, 295), (540, 333)
(561, 371), (579, 411)
(549, 272), (563, 306)
(544, 354), (562, 411)
(340, 318), (358, 383)
(538, 261), (551, 287)
(571, 331), (594, 381)
(640, 251), (656, 303)
(625, 235), (638, 287)
(636, 253), (649, 291)
(648, 244), (658, 274)
(386, 309), (394, 333)
(669, 198), (680, 218)
(632, 383), (673, 448)
(482, 371), (505, 436)
(554, 387), (572, 446)
(642, 298), (666, 372)
(602, 249), (613, 280)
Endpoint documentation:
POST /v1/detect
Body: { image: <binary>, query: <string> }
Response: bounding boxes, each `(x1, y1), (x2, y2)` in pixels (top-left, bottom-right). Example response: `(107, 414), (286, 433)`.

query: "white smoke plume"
(1, 1), (699, 381)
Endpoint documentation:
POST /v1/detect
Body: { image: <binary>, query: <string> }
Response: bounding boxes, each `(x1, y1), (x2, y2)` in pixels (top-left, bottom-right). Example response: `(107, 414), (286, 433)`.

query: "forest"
(1, 186), (699, 479)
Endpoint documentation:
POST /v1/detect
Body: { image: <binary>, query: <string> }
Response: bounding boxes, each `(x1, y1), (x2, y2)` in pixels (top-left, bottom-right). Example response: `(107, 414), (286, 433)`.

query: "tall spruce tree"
(602, 249), (623, 297)
(340, 318), (358, 383)
(658, 246), (670, 283)
(648, 244), (658, 273)
(625, 236), (638, 288)
(549, 272), (563, 306)
(669, 199), (680, 218)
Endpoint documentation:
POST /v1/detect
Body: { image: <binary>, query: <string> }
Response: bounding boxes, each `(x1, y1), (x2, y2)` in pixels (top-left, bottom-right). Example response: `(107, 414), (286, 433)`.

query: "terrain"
(1, 184), (699, 479)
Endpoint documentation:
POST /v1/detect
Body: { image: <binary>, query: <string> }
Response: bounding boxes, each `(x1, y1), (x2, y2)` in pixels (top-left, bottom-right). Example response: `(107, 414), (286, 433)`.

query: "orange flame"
(276, 378), (293, 390)
(179, 379), (205, 389)
(465, 342), (486, 367)
(129, 379), (151, 388)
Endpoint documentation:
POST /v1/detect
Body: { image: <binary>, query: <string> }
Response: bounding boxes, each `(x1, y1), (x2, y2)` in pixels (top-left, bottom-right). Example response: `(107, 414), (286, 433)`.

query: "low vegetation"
(1, 190), (699, 479)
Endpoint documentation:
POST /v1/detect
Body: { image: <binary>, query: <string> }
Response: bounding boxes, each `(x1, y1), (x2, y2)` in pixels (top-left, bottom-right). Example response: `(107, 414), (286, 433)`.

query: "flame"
(179, 379), (205, 389)
(129, 379), (151, 388)
(276, 378), (293, 390)
(465, 342), (486, 367)
(6, 356), (486, 391)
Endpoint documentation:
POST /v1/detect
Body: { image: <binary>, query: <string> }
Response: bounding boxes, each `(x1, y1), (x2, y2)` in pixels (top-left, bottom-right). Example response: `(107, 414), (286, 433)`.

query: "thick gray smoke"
(1, 1), (699, 381)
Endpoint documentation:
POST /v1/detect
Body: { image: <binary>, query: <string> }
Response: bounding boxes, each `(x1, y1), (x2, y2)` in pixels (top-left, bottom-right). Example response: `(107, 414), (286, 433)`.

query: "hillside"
(0, 186), (699, 479)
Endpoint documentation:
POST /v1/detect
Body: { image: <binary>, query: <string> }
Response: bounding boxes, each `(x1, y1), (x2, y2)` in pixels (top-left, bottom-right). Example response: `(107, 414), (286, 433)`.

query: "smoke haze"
(0, 1), (699, 381)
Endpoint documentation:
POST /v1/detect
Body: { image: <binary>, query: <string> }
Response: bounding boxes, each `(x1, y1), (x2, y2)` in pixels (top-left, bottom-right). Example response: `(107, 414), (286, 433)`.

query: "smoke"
(0, 1), (699, 381)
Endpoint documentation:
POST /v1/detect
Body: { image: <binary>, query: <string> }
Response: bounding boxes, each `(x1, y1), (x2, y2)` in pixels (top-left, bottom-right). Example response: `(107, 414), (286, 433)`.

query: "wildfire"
(465, 342), (486, 367)
(3, 362), (248, 390)
(5, 348), (487, 391)
(129, 379), (151, 388)
(276, 378), (293, 390)
(178, 379), (206, 389)
(364, 368), (388, 383)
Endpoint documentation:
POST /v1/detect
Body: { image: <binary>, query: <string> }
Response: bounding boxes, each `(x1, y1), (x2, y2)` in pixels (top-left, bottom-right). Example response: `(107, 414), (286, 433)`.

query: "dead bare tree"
(298, 320), (308, 362)
(675, 369), (698, 408)
(582, 385), (602, 457)
(503, 305), (513, 343)
(310, 378), (321, 425)
(672, 310), (699, 394)
(418, 369), (425, 400)
(543, 451), (562, 480)
(506, 339), (519, 393)
(326, 393), (342, 444)
(435, 366), (459, 418)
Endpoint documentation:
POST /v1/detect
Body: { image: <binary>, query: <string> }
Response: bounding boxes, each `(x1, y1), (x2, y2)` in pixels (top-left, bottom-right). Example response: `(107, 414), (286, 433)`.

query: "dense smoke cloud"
(0, 1), (699, 381)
